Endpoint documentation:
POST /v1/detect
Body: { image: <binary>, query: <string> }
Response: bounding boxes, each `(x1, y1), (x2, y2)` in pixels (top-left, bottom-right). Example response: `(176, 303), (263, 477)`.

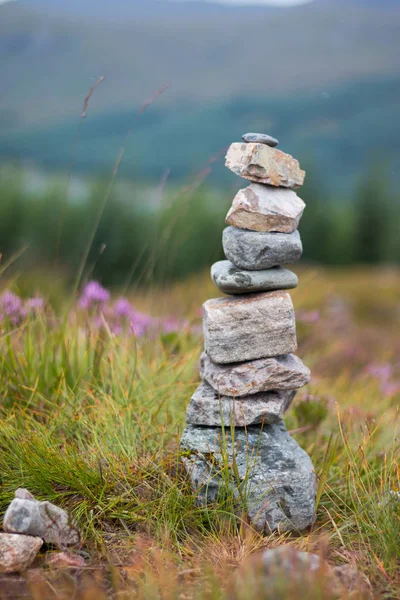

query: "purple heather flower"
(25, 297), (44, 312)
(79, 281), (110, 310)
(0, 291), (23, 324)
(130, 310), (154, 337)
(114, 297), (134, 318)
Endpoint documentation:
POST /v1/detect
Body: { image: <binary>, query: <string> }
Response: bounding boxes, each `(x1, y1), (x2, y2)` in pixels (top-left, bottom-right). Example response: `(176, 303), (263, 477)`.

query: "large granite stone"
(223, 227), (302, 270)
(211, 261), (298, 295)
(181, 422), (316, 532)
(186, 381), (295, 426)
(225, 184), (305, 233)
(203, 291), (297, 364)
(0, 534), (43, 573)
(225, 143), (305, 188)
(200, 352), (310, 397)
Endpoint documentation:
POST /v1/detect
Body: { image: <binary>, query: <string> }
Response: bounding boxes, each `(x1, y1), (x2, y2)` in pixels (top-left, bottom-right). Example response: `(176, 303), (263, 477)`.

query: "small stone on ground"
(4, 491), (80, 548)
(45, 552), (85, 569)
(0, 533), (43, 573)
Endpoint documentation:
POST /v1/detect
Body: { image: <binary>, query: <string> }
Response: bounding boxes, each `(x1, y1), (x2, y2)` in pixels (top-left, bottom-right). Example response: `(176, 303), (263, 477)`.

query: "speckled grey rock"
(242, 133), (279, 147)
(200, 352), (310, 397)
(211, 261), (298, 295)
(225, 184), (305, 233)
(0, 534), (43, 573)
(3, 492), (80, 548)
(203, 291), (297, 364)
(186, 381), (295, 426)
(3, 499), (42, 538)
(225, 143), (305, 188)
(260, 547), (325, 574)
(180, 422), (316, 532)
(223, 227), (302, 270)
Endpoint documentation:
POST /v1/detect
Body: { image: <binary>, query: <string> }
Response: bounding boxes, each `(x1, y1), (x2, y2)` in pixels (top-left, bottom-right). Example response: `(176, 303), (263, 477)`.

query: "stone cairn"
(180, 133), (316, 533)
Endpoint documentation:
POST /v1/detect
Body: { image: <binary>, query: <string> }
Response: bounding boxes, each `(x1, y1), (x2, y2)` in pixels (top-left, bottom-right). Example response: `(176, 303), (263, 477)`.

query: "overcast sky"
(188, 0), (313, 4)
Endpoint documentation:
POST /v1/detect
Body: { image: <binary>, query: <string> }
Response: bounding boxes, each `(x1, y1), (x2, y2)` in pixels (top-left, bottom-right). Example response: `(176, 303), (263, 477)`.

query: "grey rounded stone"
(186, 381), (295, 426)
(200, 352), (310, 397)
(181, 422), (316, 533)
(223, 227), (302, 270)
(3, 499), (43, 538)
(211, 260), (298, 295)
(242, 133), (279, 147)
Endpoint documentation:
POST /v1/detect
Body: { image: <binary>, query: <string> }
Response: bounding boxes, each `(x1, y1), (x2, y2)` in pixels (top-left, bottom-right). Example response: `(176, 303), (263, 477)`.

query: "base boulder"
(181, 422), (316, 533)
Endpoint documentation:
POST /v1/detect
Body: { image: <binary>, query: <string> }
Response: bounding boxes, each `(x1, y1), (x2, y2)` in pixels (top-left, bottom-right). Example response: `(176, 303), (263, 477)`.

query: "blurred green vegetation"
(0, 164), (399, 287)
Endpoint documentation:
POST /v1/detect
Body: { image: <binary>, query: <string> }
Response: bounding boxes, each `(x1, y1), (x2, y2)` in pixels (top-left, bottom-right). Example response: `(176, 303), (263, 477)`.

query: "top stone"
(242, 133), (279, 147)
(225, 143), (305, 188)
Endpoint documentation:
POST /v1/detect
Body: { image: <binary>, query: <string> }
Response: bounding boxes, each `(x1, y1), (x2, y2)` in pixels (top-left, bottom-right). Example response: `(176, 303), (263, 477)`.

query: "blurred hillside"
(1, 0), (400, 192)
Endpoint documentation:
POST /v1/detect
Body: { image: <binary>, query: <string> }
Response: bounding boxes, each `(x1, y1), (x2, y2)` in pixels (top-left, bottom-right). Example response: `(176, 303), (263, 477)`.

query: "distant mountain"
(1, 0), (400, 193)
(1, 76), (399, 194)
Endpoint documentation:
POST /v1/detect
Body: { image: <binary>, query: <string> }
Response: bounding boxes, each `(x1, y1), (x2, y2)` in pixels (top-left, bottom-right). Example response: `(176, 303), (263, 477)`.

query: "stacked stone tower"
(181, 133), (316, 533)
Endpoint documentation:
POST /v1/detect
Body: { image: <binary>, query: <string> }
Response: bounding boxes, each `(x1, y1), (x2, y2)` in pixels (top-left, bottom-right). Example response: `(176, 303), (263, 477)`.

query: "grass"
(0, 266), (399, 598)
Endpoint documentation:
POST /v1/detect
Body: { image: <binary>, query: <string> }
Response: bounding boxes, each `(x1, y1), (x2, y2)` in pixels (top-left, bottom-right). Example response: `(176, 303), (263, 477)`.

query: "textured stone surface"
(223, 227), (302, 270)
(15, 489), (35, 501)
(3, 499), (42, 537)
(225, 184), (305, 233)
(186, 381), (295, 426)
(211, 261), (298, 295)
(225, 143), (305, 188)
(203, 291), (297, 364)
(200, 352), (310, 397)
(181, 422), (316, 532)
(45, 552), (85, 569)
(4, 493), (80, 548)
(242, 133), (278, 147)
(0, 534), (42, 573)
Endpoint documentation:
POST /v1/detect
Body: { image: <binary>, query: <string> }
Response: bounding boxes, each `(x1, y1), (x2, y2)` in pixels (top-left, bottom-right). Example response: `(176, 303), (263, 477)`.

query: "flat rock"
(4, 492), (80, 548)
(181, 422), (316, 532)
(203, 291), (297, 364)
(223, 227), (302, 270)
(0, 534), (43, 573)
(200, 352), (310, 397)
(225, 184), (305, 233)
(242, 133), (279, 147)
(225, 143), (305, 188)
(211, 261), (298, 295)
(186, 381), (295, 426)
